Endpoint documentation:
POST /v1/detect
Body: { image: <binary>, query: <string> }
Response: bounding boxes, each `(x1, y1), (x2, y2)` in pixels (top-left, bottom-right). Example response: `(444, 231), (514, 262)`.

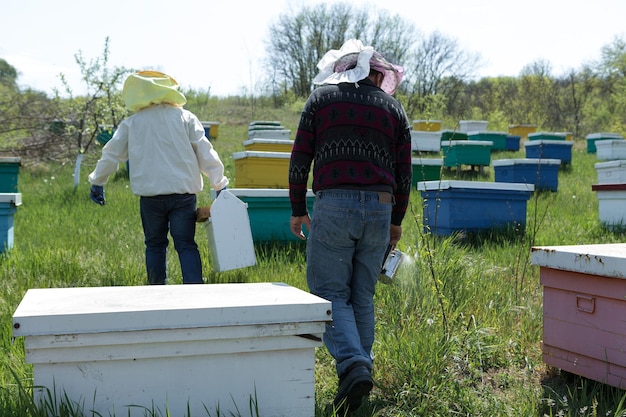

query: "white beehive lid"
(412, 158), (443, 166)
(467, 131), (508, 136)
(232, 151), (291, 159)
(242, 138), (294, 146)
(410, 131), (441, 138)
(531, 243), (626, 278)
(492, 158), (561, 166)
(0, 193), (21, 205)
(586, 132), (624, 140)
(441, 140), (493, 146)
(226, 188), (315, 198)
(12, 282), (332, 337)
(523, 140), (573, 147)
(595, 160), (626, 169)
(417, 180), (534, 192)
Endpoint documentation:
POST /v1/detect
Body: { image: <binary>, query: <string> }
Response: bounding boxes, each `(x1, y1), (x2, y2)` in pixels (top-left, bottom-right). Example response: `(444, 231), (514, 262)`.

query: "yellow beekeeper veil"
(122, 70), (187, 112)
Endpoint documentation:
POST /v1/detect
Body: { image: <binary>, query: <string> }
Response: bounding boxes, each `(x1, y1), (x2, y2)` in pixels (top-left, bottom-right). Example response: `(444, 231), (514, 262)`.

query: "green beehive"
(411, 158), (443, 188)
(441, 141), (492, 168)
(0, 158), (21, 193)
(586, 132), (624, 153)
(468, 131), (508, 151)
(440, 130), (468, 141)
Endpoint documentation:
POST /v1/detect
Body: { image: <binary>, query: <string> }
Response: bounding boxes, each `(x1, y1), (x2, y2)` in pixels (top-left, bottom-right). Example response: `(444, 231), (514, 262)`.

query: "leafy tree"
(0, 59), (62, 159)
(57, 36), (131, 158)
(590, 36), (626, 135)
(0, 58), (18, 89)
(264, 2), (416, 99)
(402, 31), (480, 118)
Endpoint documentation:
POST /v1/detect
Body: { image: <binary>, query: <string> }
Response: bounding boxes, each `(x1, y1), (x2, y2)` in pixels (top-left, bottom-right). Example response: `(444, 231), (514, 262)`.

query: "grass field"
(2, 103), (626, 416)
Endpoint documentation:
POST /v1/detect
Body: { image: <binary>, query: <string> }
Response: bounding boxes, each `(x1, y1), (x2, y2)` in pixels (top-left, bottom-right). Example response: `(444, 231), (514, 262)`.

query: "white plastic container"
(204, 190), (256, 272)
(12, 283), (332, 417)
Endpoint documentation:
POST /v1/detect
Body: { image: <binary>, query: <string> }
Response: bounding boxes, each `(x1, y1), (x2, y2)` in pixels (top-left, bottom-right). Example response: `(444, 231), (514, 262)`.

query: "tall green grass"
(3, 123), (626, 416)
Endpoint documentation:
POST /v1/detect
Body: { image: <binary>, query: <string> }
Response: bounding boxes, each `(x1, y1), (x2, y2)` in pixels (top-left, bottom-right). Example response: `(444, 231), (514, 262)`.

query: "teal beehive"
(0, 193), (21, 253)
(468, 131), (508, 151)
(226, 188), (315, 242)
(0, 158), (21, 193)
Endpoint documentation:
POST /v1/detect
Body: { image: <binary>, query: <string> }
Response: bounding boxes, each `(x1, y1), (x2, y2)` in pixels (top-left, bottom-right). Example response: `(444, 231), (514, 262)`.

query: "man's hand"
(390, 224), (402, 245)
(290, 215), (311, 240)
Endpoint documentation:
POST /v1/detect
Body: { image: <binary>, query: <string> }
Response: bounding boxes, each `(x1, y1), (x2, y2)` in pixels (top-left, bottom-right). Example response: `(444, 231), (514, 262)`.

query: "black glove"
(216, 186), (227, 197)
(90, 185), (106, 206)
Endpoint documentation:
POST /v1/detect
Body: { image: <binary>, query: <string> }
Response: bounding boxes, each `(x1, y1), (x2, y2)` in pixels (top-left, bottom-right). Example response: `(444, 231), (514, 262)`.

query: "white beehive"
(12, 283), (332, 417)
(595, 160), (626, 184)
(410, 130), (441, 152)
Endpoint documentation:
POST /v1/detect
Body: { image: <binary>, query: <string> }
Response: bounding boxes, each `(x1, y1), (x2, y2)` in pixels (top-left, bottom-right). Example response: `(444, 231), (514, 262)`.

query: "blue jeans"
(139, 194), (203, 285)
(306, 189), (392, 378)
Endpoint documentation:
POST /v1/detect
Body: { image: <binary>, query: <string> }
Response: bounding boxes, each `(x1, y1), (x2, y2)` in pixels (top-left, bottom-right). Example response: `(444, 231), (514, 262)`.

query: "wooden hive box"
(226, 188), (315, 242)
(233, 151), (291, 188)
(493, 158), (561, 192)
(523, 140), (573, 165)
(441, 140), (493, 168)
(586, 132), (624, 154)
(411, 130), (442, 153)
(417, 180), (534, 236)
(12, 283), (332, 417)
(531, 243), (626, 390)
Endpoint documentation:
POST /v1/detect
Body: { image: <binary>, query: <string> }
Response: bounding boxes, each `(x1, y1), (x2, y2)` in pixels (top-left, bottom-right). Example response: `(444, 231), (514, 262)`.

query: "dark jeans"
(139, 194), (203, 285)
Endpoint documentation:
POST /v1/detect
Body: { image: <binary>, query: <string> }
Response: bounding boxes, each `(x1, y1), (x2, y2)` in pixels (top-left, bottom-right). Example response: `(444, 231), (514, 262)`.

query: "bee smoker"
(378, 244), (404, 284)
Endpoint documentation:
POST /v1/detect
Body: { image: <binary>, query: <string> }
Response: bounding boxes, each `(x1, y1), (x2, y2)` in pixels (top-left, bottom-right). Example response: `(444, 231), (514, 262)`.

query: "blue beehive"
(505, 135), (521, 151)
(226, 188), (315, 242)
(524, 140), (573, 165)
(493, 158), (561, 192)
(0, 193), (21, 253)
(417, 180), (534, 236)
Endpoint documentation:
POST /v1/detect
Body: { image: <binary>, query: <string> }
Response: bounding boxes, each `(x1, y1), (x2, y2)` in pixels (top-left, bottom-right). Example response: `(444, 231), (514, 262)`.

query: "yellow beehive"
(243, 139), (294, 153)
(201, 121), (220, 139)
(412, 120), (442, 132)
(508, 124), (536, 140)
(233, 151), (291, 188)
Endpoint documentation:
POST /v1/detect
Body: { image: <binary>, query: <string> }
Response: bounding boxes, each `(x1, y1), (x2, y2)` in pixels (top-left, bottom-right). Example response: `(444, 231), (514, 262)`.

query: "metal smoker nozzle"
(379, 244), (404, 284)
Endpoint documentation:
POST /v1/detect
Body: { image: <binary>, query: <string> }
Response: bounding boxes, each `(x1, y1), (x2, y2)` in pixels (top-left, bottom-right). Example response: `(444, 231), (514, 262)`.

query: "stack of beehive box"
(0, 157), (22, 253)
(230, 121), (313, 242)
(591, 132), (626, 228)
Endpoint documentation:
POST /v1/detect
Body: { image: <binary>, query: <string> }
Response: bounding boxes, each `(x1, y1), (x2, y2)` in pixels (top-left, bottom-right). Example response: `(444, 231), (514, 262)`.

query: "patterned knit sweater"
(289, 78), (413, 226)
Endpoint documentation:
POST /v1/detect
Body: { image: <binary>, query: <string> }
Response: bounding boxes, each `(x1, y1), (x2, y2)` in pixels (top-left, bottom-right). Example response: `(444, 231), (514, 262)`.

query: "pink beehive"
(531, 243), (626, 389)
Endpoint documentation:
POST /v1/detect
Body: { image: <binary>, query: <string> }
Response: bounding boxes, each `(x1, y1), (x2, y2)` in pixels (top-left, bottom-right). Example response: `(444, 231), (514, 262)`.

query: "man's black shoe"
(333, 364), (373, 415)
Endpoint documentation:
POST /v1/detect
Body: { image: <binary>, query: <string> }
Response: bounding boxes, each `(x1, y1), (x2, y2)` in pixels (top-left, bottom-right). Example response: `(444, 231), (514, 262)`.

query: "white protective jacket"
(88, 105), (228, 197)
